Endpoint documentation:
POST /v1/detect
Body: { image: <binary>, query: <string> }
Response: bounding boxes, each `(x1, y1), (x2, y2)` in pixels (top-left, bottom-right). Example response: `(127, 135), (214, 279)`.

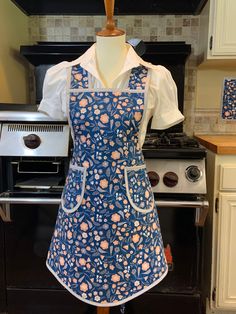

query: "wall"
(195, 64), (236, 134)
(28, 14), (236, 135)
(0, 0), (30, 104)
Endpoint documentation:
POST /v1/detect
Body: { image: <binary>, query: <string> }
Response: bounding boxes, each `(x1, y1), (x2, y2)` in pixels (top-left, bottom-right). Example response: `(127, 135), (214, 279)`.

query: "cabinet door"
(216, 193), (236, 309)
(211, 0), (236, 56)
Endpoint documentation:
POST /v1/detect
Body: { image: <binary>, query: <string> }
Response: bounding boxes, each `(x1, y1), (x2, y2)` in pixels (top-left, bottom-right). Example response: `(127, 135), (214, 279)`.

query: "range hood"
(12, 0), (207, 15)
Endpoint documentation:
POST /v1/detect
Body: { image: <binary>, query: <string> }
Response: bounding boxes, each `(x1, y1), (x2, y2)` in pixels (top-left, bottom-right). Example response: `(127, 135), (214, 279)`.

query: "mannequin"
(96, 3), (125, 311)
(40, 0), (181, 310)
(95, 0), (127, 88)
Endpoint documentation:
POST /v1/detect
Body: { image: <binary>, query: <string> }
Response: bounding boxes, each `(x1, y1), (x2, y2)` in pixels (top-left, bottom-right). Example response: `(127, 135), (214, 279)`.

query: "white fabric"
(38, 43), (185, 149)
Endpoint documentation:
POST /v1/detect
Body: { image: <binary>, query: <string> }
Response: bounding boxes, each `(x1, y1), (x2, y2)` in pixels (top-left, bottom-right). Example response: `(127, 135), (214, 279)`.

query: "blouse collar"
(70, 42), (146, 85)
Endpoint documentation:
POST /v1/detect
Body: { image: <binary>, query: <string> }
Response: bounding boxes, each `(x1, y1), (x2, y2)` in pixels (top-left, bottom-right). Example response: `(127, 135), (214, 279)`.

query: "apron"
(46, 63), (168, 307)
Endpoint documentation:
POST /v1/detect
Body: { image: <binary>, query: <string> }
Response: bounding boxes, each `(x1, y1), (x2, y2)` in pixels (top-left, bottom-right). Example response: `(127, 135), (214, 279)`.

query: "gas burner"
(143, 132), (199, 149)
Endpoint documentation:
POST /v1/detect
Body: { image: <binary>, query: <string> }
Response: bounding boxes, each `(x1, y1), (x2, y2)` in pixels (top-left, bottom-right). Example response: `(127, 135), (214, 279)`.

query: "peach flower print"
(111, 213), (121, 222)
(59, 256), (65, 266)
(152, 222), (157, 230)
(111, 274), (120, 282)
(79, 258), (86, 266)
(79, 99), (88, 107)
(111, 151), (120, 160)
(100, 240), (109, 250)
(80, 282), (88, 292)
(82, 160), (89, 168)
(113, 91), (121, 97)
(74, 73), (82, 81)
(155, 246), (160, 254)
(76, 195), (81, 202)
(134, 280), (140, 287)
(80, 222), (88, 231)
(142, 262), (150, 271)
(100, 179), (108, 189)
(67, 230), (72, 239)
(94, 109), (100, 115)
(132, 234), (140, 243)
(134, 111), (142, 121)
(80, 135), (87, 143)
(70, 96), (76, 101)
(100, 113), (109, 123)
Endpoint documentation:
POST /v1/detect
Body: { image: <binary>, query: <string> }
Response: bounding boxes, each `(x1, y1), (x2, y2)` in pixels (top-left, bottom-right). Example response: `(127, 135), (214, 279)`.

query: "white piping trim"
(124, 164), (155, 214)
(138, 68), (151, 149)
(61, 164), (87, 214)
(69, 88), (145, 94)
(46, 261), (168, 307)
(67, 67), (75, 142)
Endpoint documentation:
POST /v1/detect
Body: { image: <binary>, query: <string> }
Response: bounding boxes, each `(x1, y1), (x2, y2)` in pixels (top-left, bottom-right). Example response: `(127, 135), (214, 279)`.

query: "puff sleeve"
(150, 65), (185, 129)
(37, 62), (68, 120)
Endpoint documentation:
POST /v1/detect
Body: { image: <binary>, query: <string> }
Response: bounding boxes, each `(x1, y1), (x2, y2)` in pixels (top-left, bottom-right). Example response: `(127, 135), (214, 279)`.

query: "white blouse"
(38, 43), (185, 149)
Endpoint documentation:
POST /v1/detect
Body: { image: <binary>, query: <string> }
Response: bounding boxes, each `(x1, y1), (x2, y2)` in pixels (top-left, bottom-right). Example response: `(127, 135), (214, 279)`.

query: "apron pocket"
(61, 163), (87, 213)
(124, 164), (155, 213)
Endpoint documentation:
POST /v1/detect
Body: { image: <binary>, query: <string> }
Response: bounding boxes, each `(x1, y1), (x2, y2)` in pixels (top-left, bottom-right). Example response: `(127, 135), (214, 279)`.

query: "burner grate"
(143, 132), (199, 149)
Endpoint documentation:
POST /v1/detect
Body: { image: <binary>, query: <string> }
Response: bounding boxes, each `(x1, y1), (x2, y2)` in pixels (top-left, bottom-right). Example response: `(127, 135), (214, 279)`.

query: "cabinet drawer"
(220, 164), (236, 190)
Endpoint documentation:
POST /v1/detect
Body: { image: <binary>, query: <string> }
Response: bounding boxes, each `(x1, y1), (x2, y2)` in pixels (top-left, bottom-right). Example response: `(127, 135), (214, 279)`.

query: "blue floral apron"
(46, 63), (168, 307)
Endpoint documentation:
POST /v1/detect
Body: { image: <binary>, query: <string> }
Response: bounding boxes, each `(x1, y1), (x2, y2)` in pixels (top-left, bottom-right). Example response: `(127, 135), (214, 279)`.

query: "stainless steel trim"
(0, 196), (61, 205)
(0, 195), (208, 207)
(155, 198), (209, 227)
(155, 199), (209, 208)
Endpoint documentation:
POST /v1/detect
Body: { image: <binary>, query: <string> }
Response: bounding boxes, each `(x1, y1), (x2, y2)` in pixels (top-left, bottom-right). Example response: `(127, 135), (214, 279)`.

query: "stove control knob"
(23, 134), (41, 149)
(147, 171), (160, 187)
(185, 165), (202, 182)
(163, 172), (178, 187)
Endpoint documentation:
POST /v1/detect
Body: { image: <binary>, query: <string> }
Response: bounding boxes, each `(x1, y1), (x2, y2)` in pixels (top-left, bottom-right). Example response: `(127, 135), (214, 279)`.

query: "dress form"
(96, 2), (126, 313)
(95, 0), (127, 88)
(95, 34), (127, 88)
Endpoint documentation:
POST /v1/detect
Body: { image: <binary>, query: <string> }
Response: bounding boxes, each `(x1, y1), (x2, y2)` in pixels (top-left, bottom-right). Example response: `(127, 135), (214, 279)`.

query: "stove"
(142, 131), (207, 193)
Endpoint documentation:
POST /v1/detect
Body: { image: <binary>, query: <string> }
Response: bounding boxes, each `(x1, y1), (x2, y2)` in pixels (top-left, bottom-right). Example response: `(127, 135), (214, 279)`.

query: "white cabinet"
(199, 0), (236, 61)
(216, 193), (236, 309)
(204, 152), (236, 313)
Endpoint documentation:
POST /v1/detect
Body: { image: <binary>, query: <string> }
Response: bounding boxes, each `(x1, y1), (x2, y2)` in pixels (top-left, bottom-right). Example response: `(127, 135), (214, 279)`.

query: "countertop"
(194, 134), (236, 155)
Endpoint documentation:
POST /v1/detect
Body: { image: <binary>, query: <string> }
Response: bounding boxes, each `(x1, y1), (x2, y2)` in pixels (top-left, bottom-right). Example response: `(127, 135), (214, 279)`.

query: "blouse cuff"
(151, 109), (185, 130)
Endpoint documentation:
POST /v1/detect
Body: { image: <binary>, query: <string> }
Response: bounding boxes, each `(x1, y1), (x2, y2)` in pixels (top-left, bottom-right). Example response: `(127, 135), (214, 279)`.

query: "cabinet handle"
(209, 35), (213, 50)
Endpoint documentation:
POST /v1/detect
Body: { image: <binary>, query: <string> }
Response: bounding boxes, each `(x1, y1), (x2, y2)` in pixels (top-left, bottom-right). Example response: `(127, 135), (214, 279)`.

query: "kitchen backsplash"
(29, 14), (236, 135)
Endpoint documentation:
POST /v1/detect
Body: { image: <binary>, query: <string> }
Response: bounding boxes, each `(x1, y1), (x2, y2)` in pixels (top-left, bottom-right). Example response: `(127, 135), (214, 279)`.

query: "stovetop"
(142, 132), (206, 159)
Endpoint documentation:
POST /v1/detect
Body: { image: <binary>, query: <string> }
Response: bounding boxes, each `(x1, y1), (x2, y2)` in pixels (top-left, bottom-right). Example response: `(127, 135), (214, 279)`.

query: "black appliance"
(0, 41), (208, 314)
(11, 0), (207, 15)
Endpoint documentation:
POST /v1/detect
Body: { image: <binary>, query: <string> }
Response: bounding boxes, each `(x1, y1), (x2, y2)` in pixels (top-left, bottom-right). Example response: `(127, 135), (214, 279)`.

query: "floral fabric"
(46, 63), (168, 307)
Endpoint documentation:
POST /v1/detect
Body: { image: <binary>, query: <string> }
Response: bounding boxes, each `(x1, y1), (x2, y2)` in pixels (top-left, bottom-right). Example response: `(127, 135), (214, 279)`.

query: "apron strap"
(70, 64), (89, 89)
(127, 65), (148, 90)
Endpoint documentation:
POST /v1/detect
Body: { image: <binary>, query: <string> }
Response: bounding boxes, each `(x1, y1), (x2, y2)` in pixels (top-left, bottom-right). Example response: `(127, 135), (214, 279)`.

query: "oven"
(127, 132), (209, 314)
(0, 41), (208, 314)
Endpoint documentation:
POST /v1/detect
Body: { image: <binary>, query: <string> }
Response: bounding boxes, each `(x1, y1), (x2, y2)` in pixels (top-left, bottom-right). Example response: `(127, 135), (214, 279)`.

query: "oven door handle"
(155, 198), (209, 227)
(0, 197), (61, 205)
(0, 193), (209, 226)
(0, 192), (62, 222)
(155, 199), (209, 208)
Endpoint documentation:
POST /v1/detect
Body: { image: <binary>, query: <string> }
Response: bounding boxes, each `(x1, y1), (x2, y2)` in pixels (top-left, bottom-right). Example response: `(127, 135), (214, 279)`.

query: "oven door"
(0, 218), (6, 314)
(119, 194), (209, 314)
(0, 196), (97, 314)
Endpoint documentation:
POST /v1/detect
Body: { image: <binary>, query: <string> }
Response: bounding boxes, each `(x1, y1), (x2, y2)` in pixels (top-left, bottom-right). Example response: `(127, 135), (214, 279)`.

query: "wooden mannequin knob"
(96, 0), (125, 37)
